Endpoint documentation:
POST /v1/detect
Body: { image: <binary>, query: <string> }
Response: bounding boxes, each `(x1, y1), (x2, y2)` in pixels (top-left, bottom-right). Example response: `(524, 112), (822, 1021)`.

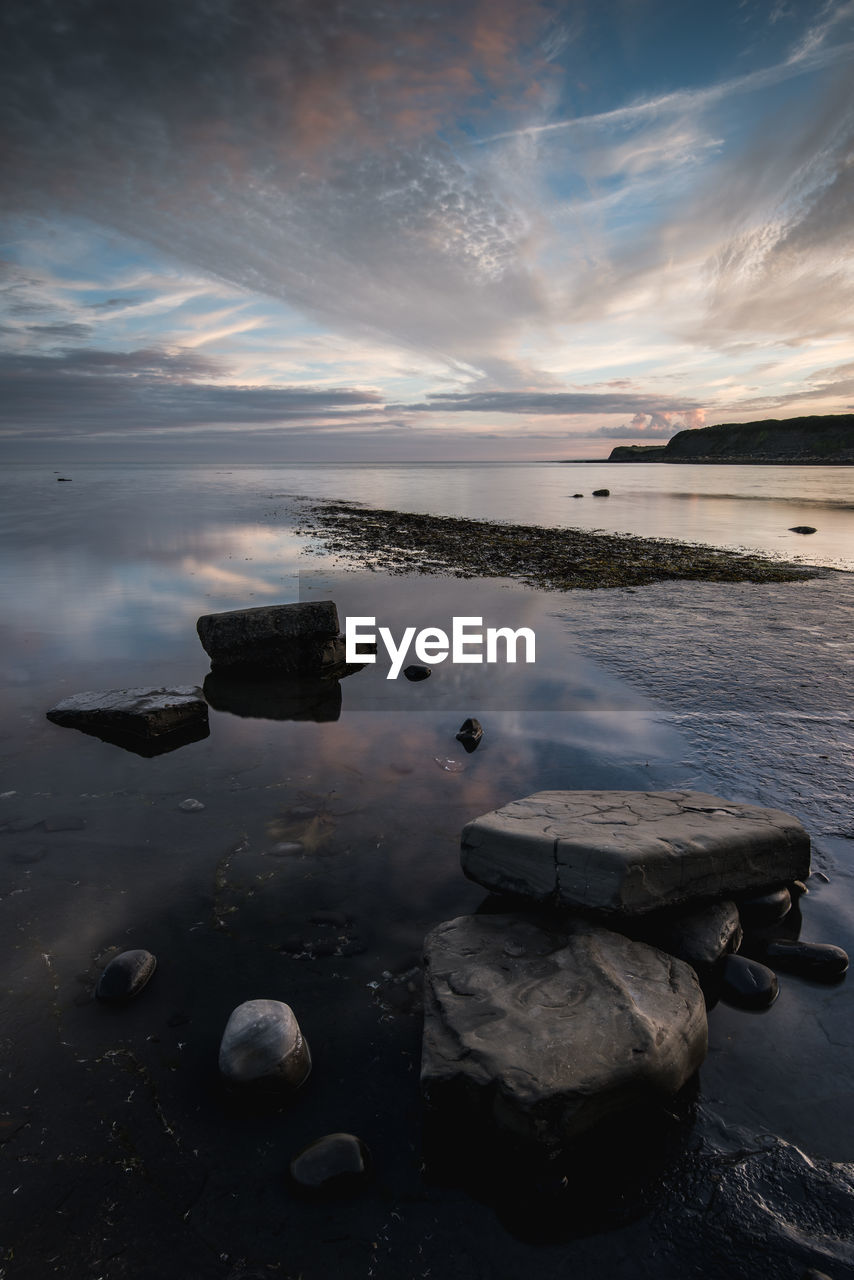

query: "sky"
(1, 0), (853, 461)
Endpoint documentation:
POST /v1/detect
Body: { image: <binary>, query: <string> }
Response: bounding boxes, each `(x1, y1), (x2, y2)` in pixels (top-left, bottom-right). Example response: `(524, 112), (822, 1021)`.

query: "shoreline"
(299, 499), (825, 590)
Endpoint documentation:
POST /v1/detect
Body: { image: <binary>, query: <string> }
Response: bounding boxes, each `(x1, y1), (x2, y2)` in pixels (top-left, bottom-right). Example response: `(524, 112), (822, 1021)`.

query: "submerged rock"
(218, 998), (311, 1088)
(455, 717), (483, 752)
(719, 954), (779, 1010)
(789, 526), (817, 534)
(96, 949), (157, 1002)
(289, 1132), (371, 1191)
(764, 940), (848, 982)
(403, 664), (431, 681)
(197, 601), (342, 674)
(46, 686), (208, 749)
(421, 913), (707, 1149)
(592, 488), (610, 496)
(461, 790), (810, 917)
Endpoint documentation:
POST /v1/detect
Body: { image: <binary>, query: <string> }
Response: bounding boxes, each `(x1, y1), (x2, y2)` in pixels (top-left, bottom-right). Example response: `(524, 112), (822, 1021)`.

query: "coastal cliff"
(608, 414), (854, 463)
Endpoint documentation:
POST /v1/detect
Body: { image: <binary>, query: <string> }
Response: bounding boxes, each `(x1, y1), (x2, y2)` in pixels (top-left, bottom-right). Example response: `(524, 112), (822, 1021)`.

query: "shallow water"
(0, 464), (852, 1278)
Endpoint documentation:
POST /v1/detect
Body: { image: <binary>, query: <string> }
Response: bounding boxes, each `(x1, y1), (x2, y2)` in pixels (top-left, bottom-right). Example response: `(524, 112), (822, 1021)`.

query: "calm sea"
(1, 460), (852, 1275)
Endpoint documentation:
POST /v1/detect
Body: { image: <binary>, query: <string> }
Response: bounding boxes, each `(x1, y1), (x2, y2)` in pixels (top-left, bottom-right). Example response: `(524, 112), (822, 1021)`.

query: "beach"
(1, 466), (853, 1279)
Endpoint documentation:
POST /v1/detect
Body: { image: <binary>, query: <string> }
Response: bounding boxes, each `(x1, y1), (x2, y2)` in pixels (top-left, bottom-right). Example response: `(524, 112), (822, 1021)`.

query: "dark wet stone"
(455, 717), (483, 753)
(218, 998), (311, 1088)
(56, 477), (72, 481)
(791, 879), (809, 896)
(719, 953), (779, 1010)
(764, 940), (848, 982)
(96, 949), (157, 1002)
(637, 899), (742, 976)
(43, 815), (86, 832)
(403, 664), (431, 681)
(197, 600), (341, 673)
(46, 686), (208, 744)
(737, 885), (792, 927)
(592, 488), (610, 496)
(572, 493), (584, 497)
(789, 526), (817, 534)
(289, 1132), (370, 1191)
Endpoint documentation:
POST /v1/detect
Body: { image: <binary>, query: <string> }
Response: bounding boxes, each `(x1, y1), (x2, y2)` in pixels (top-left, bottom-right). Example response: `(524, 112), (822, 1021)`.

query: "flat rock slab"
(461, 790), (810, 917)
(422, 914), (707, 1148)
(46, 686), (207, 740)
(197, 601), (341, 672)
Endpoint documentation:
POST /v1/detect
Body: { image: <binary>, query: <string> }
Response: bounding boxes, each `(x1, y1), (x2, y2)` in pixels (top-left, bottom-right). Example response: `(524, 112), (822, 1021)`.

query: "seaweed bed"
(299, 500), (821, 590)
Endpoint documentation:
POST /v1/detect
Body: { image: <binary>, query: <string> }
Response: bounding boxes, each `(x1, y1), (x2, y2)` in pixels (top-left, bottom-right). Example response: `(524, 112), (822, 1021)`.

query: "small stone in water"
(764, 940), (848, 982)
(455, 717), (483, 753)
(96, 949), (157, 1002)
(267, 841), (303, 857)
(592, 488), (610, 497)
(218, 998), (311, 1088)
(178, 798), (205, 812)
(719, 953), (779, 1010)
(403, 664), (431, 681)
(738, 886), (791, 928)
(789, 526), (817, 534)
(289, 1132), (370, 1191)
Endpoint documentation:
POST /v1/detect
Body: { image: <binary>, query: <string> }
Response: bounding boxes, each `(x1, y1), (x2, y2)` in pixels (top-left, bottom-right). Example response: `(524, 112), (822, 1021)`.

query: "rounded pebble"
(96, 949), (157, 1002)
(764, 940), (848, 983)
(289, 1132), (371, 1191)
(789, 526), (817, 534)
(737, 886), (791, 928)
(267, 841), (303, 857)
(178, 798), (205, 812)
(218, 998), (311, 1088)
(719, 953), (779, 1010)
(592, 488), (610, 496)
(403, 664), (431, 681)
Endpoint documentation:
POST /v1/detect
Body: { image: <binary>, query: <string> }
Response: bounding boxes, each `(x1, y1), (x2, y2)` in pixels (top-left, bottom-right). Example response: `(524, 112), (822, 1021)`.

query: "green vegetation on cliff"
(609, 414), (854, 463)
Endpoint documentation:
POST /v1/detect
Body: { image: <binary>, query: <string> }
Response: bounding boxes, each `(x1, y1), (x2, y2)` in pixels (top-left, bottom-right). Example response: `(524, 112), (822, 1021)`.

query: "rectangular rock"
(196, 601), (341, 672)
(460, 789), (810, 916)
